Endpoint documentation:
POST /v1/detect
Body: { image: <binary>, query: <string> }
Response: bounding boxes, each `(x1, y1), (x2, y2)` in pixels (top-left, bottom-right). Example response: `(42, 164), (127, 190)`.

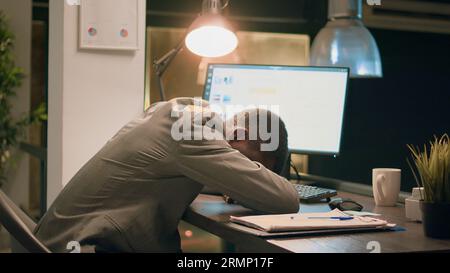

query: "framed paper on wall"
(79, 0), (139, 50)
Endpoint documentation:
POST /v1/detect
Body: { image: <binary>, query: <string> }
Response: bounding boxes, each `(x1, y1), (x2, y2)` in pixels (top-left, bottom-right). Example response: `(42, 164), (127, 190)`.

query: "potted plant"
(407, 134), (450, 239)
(0, 11), (46, 187)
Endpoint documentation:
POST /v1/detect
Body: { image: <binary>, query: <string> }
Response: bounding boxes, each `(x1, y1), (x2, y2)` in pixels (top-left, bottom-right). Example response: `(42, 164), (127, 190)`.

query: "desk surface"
(183, 192), (450, 253)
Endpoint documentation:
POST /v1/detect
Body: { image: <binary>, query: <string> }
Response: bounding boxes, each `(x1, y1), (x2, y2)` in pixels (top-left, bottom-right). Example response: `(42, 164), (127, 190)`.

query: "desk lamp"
(153, 0), (238, 101)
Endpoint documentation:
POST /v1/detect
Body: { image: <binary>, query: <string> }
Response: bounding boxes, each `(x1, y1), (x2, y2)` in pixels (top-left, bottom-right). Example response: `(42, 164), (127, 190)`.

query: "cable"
(290, 160), (301, 183)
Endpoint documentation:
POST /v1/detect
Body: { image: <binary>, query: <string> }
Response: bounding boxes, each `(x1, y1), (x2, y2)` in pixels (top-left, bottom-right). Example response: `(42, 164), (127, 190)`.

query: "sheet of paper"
(343, 210), (381, 217)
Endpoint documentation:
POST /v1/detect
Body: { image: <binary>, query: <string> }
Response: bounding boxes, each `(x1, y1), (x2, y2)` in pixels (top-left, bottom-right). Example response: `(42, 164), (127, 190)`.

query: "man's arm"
(175, 139), (299, 214)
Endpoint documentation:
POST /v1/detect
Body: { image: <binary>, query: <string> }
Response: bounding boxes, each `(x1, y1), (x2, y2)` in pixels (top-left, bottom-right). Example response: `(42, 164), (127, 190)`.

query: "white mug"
(372, 168), (401, 206)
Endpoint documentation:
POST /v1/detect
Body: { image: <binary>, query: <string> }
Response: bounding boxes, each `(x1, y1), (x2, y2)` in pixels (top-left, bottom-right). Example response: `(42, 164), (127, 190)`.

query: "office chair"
(0, 189), (51, 253)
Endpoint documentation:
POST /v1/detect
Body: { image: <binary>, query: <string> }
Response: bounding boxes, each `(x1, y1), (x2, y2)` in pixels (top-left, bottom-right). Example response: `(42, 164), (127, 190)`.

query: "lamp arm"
(153, 39), (185, 101)
(221, 0), (230, 10)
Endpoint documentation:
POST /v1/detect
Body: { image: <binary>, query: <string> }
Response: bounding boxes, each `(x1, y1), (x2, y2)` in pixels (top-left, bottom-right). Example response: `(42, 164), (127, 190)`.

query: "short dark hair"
(232, 109), (288, 175)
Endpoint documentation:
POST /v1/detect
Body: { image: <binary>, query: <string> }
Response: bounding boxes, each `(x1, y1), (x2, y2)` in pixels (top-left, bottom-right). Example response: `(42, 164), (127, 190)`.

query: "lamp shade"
(185, 14), (238, 58)
(310, 19), (382, 78)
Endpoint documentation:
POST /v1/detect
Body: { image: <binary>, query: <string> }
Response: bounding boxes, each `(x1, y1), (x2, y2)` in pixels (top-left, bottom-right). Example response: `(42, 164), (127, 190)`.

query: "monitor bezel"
(202, 63), (350, 157)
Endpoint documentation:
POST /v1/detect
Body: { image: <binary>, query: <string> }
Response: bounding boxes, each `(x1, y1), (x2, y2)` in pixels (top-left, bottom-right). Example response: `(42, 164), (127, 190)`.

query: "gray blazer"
(34, 97), (299, 252)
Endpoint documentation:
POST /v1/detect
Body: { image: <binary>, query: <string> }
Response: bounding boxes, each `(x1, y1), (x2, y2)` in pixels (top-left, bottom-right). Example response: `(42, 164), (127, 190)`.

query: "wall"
(47, 0), (146, 206)
(0, 0), (32, 208)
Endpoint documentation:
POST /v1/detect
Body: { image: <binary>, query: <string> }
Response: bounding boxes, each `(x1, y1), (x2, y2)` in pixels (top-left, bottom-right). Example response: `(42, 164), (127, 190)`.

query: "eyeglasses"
(329, 198), (364, 212)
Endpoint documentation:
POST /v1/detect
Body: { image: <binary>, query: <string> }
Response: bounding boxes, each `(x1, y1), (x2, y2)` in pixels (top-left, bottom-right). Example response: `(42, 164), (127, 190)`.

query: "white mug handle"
(376, 174), (386, 201)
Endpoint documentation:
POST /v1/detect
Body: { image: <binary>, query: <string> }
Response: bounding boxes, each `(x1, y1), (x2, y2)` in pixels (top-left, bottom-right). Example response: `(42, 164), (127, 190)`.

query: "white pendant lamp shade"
(311, 0), (382, 78)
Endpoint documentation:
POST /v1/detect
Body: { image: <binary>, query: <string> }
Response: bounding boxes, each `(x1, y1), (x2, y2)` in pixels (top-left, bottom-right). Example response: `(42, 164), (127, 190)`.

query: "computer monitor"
(203, 64), (349, 155)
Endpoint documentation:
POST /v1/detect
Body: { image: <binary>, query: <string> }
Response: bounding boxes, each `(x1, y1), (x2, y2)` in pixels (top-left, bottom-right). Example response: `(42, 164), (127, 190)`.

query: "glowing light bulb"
(185, 26), (238, 58)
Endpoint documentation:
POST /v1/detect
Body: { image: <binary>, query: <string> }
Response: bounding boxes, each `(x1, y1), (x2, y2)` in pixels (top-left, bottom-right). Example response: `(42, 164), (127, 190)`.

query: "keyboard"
(294, 184), (337, 203)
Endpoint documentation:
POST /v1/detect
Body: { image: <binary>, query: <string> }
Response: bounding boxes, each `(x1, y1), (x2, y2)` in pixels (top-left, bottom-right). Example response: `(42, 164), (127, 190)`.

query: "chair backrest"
(0, 189), (51, 253)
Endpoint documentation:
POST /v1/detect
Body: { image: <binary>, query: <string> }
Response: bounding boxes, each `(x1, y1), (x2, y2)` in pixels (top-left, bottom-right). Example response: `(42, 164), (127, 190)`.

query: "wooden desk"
(183, 192), (450, 253)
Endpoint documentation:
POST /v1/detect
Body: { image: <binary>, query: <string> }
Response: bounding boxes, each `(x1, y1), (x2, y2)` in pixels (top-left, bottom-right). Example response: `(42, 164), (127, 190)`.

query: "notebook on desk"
(230, 209), (397, 235)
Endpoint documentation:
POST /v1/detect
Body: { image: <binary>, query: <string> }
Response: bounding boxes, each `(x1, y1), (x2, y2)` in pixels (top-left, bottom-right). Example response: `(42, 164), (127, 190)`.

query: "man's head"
(226, 109), (288, 174)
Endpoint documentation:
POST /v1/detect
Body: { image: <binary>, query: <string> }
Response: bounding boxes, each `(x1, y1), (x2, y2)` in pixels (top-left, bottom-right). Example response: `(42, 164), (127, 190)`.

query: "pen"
(307, 216), (354, 220)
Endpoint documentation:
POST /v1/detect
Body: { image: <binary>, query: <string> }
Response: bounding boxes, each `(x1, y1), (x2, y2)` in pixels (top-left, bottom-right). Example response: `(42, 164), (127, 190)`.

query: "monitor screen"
(203, 64), (349, 155)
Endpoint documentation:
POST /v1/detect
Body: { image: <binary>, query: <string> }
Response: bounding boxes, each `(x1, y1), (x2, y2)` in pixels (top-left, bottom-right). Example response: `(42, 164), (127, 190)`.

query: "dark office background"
(32, 0), (450, 192)
(309, 29), (450, 191)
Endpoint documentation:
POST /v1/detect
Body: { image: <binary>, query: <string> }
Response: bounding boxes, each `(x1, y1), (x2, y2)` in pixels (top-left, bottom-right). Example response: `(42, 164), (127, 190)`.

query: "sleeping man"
(34, 97), (299, 252)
